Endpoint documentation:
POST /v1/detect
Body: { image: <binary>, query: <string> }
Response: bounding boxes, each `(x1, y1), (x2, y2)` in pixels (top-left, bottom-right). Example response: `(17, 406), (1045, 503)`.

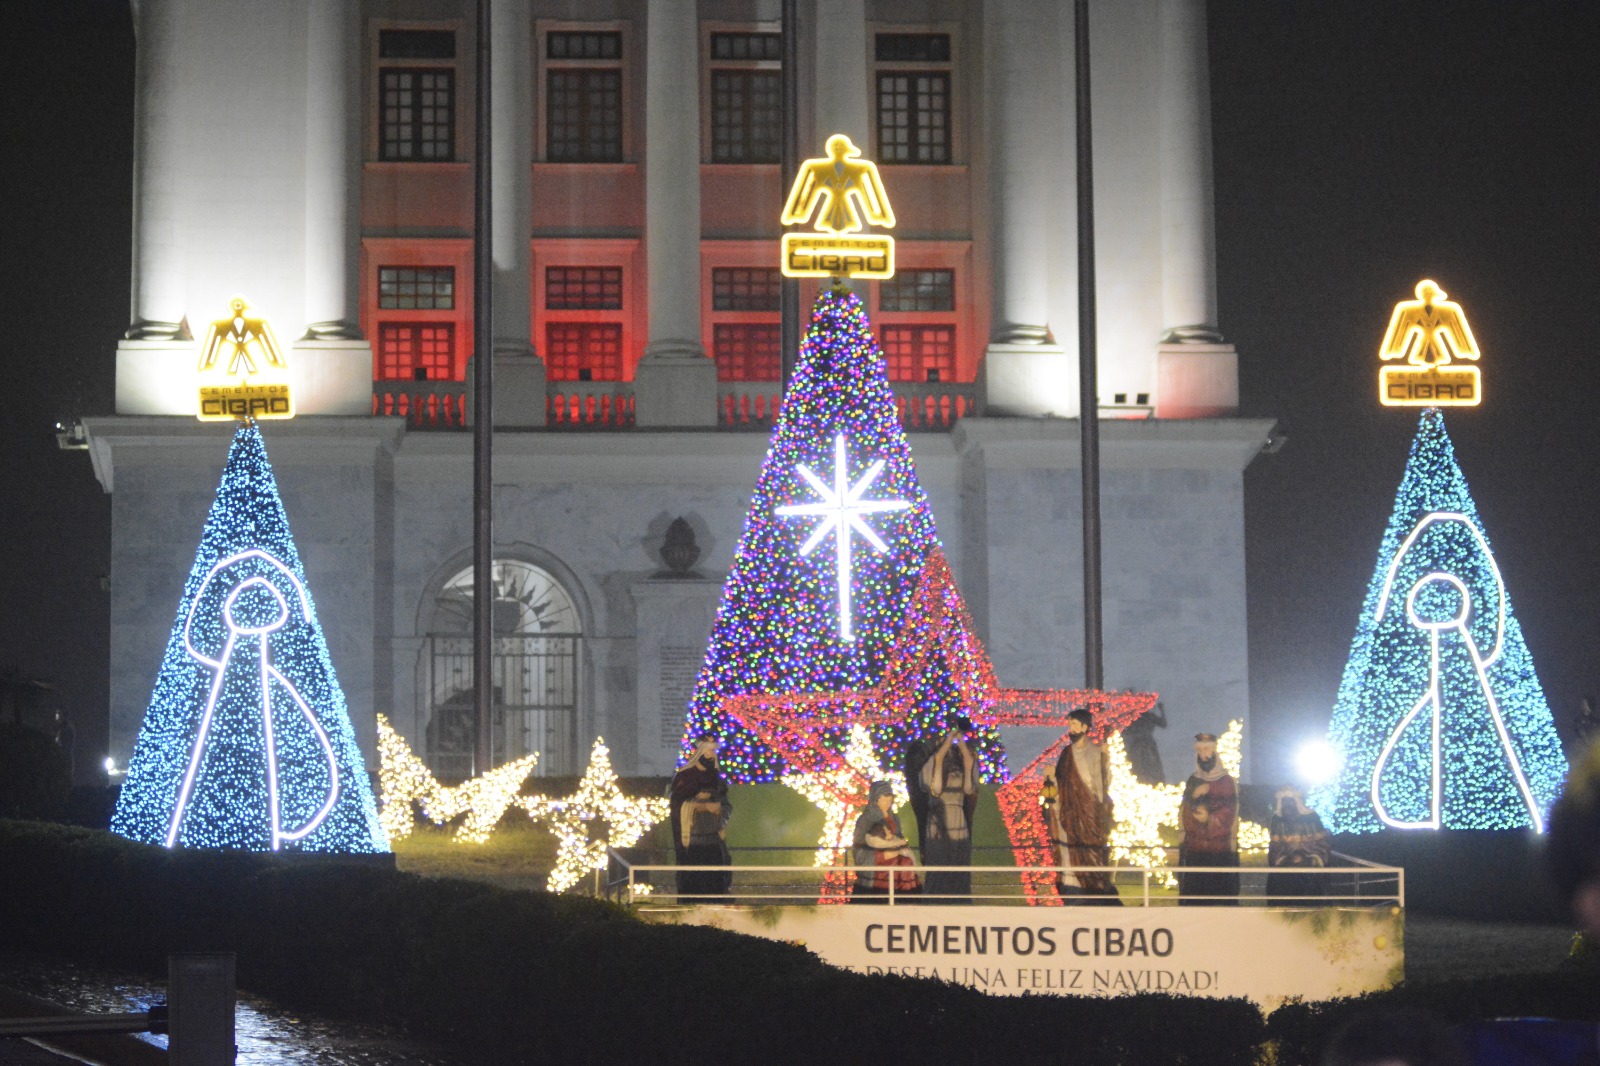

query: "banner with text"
(651, 904), (1402, 1008)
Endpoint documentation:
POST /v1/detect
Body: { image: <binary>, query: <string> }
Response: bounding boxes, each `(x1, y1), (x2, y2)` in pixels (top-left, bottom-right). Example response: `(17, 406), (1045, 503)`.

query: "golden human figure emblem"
(780, 134), (897, 280)
(1377, 280), (1481, 407)
(197, 296), (295, 421)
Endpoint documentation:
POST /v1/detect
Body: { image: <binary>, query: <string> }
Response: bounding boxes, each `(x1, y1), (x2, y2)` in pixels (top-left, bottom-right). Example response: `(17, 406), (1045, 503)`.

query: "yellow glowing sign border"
(197, 296), (295, 422)
(779, 134), (897, 280)
(1376, 280), (1481, 408)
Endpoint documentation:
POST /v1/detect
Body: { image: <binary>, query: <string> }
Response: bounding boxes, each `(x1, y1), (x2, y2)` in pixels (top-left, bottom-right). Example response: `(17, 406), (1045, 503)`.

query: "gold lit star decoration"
(781, 725), (909, 902)
(375, 714), (538, 844)
(1105, 718), (1268, 887)
(517, 737), (669, 894)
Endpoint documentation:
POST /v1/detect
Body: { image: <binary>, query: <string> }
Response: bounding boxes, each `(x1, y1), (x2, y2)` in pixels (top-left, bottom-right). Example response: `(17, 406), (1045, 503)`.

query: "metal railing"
(608, 848), (1404, 908)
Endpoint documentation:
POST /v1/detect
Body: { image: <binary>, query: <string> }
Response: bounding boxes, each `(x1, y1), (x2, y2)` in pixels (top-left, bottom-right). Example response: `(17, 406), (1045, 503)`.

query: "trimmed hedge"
(6, 821), (1595, 1064)
(0, 820), (1265, 1065)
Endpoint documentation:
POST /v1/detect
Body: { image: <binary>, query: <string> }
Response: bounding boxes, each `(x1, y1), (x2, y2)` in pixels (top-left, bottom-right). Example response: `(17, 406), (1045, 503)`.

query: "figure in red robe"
(1178, 732), (1239, 906)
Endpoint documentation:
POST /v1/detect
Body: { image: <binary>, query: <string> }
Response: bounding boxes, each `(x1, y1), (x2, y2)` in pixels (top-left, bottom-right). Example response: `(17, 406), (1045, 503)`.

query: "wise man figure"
(1045, 708), (1121, 904)
(669, 737), (732, 903)
(1177, 732), (1240, 906)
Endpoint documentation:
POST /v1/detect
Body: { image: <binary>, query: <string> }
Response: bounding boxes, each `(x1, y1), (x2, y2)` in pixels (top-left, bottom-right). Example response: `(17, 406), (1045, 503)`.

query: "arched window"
(420, 560), (582, 778)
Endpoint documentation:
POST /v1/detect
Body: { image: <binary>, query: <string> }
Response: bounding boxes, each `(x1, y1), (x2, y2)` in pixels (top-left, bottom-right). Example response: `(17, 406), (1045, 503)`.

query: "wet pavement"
(0, 955), (482, 1065)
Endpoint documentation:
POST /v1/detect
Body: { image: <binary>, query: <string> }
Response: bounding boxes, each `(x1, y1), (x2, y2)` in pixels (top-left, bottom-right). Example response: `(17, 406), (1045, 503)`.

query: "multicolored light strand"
(679, 289), (947, 781)
(1309, 410), (1566, 833)
(518, 737), (669, 894)
(111, 424), (387, 854)
(375, 714), (537, 844)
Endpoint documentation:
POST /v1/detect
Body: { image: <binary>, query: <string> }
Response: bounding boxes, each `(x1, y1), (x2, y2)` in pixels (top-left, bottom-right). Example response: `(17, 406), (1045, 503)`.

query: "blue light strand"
(111, 425), (389, 853)
(1308, 409), (1566, 833)
(679, 289), (1006, 782)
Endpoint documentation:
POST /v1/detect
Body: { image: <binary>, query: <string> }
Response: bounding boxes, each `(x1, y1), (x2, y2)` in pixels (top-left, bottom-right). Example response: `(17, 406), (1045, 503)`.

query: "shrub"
(0, 723), (70, 821)
(0, 820), (1270, 1065)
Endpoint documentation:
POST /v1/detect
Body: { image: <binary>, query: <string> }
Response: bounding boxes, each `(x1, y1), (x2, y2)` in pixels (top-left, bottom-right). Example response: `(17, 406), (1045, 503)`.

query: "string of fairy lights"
(110, 424), (388, 854)
(1308, 410), (1566, 833)
(375, 714), (538, 844)
(678, 290), (944, 782)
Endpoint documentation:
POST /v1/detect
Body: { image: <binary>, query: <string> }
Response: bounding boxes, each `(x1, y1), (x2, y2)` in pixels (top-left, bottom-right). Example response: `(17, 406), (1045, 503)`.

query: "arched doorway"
(420, 559), (583, 778)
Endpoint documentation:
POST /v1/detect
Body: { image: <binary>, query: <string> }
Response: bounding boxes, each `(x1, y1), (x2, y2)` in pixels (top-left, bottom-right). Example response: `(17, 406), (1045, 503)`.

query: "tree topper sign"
(1378, 280), (1481, 408)
(197, 296), (294, 421)
(780, 134), (896, 280)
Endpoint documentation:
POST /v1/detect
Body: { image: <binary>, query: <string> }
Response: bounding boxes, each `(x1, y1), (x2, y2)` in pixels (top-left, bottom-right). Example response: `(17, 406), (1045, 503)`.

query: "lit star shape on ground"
(518, 737), (669, 894)
(375, 714), (538, 844)
(775, 433), (910, 642)
(722, 547), (1158, 903)
(781, 724), (911, 902)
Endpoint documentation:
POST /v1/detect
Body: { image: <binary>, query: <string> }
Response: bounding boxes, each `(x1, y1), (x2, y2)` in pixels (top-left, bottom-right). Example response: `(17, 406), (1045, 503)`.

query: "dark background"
(2, 1), (1596, 784)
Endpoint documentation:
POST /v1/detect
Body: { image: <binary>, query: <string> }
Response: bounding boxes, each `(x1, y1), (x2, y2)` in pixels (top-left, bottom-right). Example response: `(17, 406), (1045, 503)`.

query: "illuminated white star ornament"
(775, 434), (910, 641)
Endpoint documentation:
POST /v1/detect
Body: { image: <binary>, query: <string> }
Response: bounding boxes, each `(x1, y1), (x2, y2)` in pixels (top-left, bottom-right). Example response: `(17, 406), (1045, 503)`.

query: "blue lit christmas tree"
(1309, 409), (1566, 833)
(679, 288), (1005, 782)
(111, 425), (388, 853)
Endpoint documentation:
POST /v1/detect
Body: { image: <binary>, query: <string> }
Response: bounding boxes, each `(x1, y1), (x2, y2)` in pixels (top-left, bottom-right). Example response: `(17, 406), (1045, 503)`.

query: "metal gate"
(417, 634), (581, 779)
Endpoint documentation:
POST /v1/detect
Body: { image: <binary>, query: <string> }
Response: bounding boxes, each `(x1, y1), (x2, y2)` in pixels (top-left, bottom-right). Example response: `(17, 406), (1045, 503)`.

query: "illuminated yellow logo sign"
(197, 296), (294, 421)
(780, 134), (896, 280)
(1378, 279), (1481, 407)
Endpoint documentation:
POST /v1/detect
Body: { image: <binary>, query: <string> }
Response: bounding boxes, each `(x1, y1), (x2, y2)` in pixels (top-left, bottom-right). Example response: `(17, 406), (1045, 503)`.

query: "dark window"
(545, 267), (623, 310)
(377, 323), (455, 380)
(378, 266), (455, 310)
(547, 69), (623, 162)
(710, 32), (782, 61)
(710, 70), (782, 163)
(875, 33), (951, 63)
(379, 30), (456, 60)
(548, 31), (622, 60)
(879, 269), (954, 313)
(712, 268), (782, 312)
(880, 325), (955, 383)
(876, 71), (949, 163)
(380, 69), (455, 161)
(714, 324), (781, 381)
(545, 322), (624, 380)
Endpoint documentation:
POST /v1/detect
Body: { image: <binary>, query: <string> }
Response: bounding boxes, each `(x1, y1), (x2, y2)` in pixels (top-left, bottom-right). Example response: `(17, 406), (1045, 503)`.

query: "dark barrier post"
(168, 953), (235, 1065)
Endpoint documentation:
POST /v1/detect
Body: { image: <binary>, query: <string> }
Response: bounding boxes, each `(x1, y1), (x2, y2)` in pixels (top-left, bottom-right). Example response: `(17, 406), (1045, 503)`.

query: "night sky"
(3, 1), (1596, 785)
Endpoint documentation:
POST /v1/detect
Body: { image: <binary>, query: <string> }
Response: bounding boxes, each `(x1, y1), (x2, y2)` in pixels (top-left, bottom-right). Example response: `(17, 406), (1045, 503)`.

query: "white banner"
(651, 904), (1403, 1008)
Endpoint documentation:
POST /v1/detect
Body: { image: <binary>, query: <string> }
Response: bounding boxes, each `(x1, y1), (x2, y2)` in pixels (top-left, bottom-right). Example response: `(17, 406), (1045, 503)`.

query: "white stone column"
(302, 0), (361, 339)
(291, 0), (374, 417)
(1157, 0), (1220, 341)
(1153, 0), (1236, 419)
(812, 0), (868, 151)
(635, 0), (714, 427)
(488, 0), (546, 426)
(126, 0), (187, 339)
(981, 0), (1075, 417)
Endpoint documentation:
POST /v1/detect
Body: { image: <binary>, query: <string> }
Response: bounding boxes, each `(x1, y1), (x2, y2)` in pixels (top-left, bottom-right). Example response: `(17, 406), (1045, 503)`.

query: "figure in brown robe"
(1046, 708), (1121, 902)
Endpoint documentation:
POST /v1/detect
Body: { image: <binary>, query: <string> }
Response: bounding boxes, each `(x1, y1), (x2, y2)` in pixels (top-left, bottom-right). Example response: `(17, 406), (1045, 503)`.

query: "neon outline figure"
(199, 296), (288, 378)
(1378, 280), (1479, 369)
(775, 434), (911, 642)
(781, 134), (897, 235)
(166, 549), (341, 850)
(1369, 512), (1544, 832)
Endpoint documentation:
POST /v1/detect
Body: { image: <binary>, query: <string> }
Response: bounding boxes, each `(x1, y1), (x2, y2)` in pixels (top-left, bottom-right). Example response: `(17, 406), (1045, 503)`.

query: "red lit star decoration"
(722, 548), (1156, 904)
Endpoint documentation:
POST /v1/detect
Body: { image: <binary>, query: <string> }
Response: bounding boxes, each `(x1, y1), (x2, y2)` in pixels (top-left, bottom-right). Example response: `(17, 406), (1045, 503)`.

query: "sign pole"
(779, 0), (801, 391)
(1075, 0), (1104, 691)
(472, 0), (495, 776)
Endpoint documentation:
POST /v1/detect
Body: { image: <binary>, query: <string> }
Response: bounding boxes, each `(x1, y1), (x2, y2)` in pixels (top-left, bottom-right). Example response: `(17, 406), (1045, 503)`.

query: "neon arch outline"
(1369, 512), (1543, 832)
(166, 548), (341, 850)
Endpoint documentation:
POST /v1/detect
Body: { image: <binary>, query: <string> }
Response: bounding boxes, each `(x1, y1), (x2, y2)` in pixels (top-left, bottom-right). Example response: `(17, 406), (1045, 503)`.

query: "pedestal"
(1154, 343), (1238, 419)
(980, 342), (1074, 418)
(634, 346), (717, 428)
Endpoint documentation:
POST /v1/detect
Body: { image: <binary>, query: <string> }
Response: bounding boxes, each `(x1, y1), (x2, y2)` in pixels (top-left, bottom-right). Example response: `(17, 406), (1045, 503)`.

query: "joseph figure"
(1046, 708), (1121, 903)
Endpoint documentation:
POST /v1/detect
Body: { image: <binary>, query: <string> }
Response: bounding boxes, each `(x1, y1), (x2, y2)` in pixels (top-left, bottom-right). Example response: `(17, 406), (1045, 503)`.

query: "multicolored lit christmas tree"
(1309, 409), (1566, 833)
(679, 287), (1006, 782)
(112, 424), (388, 853)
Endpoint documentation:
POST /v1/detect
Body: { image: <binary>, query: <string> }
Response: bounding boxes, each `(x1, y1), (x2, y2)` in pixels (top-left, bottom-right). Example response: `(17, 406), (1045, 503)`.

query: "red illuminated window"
(377, 323), (455, 380)
(545, 322), (623, 380)
(880, 325), (954, 383)
(713, 324), (781, 381)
